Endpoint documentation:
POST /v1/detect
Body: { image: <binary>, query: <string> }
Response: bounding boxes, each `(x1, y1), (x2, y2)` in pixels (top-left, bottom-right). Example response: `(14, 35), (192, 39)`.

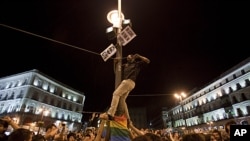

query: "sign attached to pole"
(117, 26), (136, 46)
(100, 44), (117, 62)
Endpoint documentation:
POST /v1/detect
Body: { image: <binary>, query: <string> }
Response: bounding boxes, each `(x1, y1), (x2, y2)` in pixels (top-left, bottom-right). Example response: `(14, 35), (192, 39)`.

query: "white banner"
(100, 44), (117, 62)
(117, 26), (136, 46)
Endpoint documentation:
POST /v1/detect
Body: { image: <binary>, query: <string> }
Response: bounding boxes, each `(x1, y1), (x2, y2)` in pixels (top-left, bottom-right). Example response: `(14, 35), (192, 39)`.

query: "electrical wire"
(0, 23), (100, 56)
(1, 23), (129, 61)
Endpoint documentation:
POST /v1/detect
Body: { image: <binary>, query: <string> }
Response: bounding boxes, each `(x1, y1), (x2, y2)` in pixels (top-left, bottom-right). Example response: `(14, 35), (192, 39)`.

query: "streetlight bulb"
(174, 93), (180, 99)
(181, 92), (186, 98)
(107, 10), (125, 28)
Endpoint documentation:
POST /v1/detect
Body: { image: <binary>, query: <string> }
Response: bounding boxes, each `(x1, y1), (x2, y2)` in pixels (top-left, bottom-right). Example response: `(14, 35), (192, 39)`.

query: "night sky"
(1, 0), (249, 121)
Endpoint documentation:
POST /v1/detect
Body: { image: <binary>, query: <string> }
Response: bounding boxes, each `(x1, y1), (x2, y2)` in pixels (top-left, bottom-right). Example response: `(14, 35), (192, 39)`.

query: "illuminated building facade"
(0, 69), (85, 133)
(163, 57), (250, 131)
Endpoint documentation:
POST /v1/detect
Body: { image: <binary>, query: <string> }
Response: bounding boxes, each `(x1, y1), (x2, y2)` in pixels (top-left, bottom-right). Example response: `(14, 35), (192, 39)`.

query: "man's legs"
(107, 80), (130, 117)
(119, 91), (130, 120)
(100, 79), (135, 120)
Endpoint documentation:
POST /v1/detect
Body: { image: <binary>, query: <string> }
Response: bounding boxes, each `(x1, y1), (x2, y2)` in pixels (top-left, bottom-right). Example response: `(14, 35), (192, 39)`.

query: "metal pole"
(115, 0), (122, 88)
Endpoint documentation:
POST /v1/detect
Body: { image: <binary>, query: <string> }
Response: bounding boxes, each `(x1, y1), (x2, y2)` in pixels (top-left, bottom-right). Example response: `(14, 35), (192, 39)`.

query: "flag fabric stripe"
(102, 114), (131, 141)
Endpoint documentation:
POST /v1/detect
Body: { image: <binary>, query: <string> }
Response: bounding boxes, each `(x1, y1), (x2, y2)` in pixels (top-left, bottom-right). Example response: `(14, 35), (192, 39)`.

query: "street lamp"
(105, 0), (135, 88)
(174, 92), (187, 128)
(174, 92), (186, 102)
(96, 1), (135, 140)
(106, 0), (124, 88)
(107, 10), (124, 28)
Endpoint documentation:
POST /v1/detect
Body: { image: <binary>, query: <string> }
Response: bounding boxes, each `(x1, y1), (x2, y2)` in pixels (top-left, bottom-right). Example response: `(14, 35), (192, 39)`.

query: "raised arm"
(134, 54), (150, 64)
(1, 116), (19, 130)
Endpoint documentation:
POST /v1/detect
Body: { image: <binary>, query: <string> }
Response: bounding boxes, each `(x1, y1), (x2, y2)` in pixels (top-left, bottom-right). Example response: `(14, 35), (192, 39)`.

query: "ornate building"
(0, 69), (85, 133)
(163, 57), (250, 131)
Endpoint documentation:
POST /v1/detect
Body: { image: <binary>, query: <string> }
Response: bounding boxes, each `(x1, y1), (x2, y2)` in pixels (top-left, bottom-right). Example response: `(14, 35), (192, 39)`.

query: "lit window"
(17, 80), (23, 86)
(5, 82), (11, 89)
(42, 81), (49, 90)
(49, 85), (55, 93)
(33, 77), (42, 86)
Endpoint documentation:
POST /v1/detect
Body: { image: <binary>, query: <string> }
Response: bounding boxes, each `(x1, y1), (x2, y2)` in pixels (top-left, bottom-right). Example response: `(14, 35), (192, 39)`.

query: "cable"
(1, 24), (129, 61)
(0, 23), (100, 56)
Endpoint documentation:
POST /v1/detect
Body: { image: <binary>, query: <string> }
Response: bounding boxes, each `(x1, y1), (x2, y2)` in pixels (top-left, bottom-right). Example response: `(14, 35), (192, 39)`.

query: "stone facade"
(163, 57), (250, 131)
(0, 69), (85, 133)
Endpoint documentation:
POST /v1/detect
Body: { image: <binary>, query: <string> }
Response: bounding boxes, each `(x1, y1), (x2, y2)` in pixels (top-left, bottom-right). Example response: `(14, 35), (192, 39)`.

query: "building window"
(42, 81), (49, 90)
(5, 82), (11, 89)
(11, 81), (17, 88)
(49, 84), (56, 93)
(33, 77), (42, 87)
(236, 108), (244, 117)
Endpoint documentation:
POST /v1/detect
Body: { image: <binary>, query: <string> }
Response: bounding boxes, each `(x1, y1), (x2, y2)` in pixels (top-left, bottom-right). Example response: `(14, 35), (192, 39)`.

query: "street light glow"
(174, 92), (186, 100)
(174, 93), (180, 99)
(107, 10), (124, 28)
(181, 92), (186, 98)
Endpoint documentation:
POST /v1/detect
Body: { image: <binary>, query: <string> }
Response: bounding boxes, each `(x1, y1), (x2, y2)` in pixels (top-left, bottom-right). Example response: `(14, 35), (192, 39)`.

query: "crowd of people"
(0, 114), (238, 141)
(0, 54), (242, 141)
(130, 121), (235, 141)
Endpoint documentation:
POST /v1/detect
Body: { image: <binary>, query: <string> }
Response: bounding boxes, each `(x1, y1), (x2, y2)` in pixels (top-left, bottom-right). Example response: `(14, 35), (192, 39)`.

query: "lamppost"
(105, 0), (134, 88)
(106, 0), (124, 88)
(174, 92), (187, 128)
(96, 1), (134, 140)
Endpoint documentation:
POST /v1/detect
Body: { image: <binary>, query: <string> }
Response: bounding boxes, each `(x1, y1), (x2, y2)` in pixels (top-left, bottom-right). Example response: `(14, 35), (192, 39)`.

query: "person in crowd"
(75, 131), (84, 141)
(32, 134), (46, 141)
(169, 131), (181, 141)
(203, 133), (211, 141)
(131, 135), (151, 141)
(129, 122), (145, 138)
(0, 118), (9, 141)
(0, 116), (19, 141)
(182, 133), (206, 141)
(8, 128), (33, 141)
(211, 130), (223, 141)
(99, 53), (150, 124)
(210, 134), (216, 141)
(144, 132), (163, 141)
(44, 123), (67, 141)
(44, 123), (59, 141)
(131, 132), (163, 141)
(83, 131), (95, 141)
(223, 120), (236, 141)
(87, 113), (99, 128)
(67, 132), (77, 141)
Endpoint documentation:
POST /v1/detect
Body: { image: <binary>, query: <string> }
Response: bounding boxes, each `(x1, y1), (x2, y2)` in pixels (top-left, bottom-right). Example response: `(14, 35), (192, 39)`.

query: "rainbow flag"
(102, 115), (131, 141)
